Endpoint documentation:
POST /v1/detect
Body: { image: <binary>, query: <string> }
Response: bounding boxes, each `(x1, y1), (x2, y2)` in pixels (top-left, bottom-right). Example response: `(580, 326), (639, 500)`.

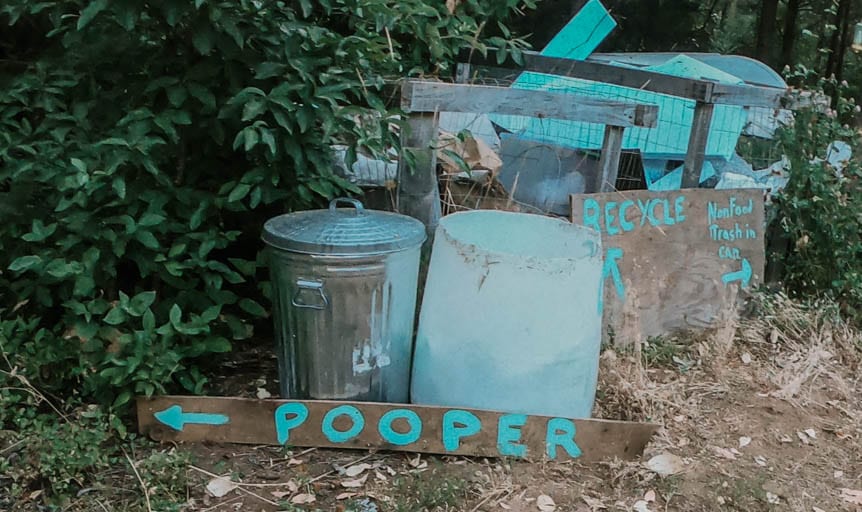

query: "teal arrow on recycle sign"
(154, 405), (230, 431)
(721, 258), (752, 288)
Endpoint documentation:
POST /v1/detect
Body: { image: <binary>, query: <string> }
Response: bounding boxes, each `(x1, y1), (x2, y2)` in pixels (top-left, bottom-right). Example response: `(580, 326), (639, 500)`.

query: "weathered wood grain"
(571, 189), (766, 348)
(598, 125), (625, 192)
(401, 81), (658, 128)
(459, 49), (788, 108)
(682, 102), (716, 189)
(137, 396), (659, 463)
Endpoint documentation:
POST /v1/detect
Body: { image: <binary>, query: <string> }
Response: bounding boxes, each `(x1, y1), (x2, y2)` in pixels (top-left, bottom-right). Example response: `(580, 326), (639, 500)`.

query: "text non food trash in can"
(262, 198), (426, 403)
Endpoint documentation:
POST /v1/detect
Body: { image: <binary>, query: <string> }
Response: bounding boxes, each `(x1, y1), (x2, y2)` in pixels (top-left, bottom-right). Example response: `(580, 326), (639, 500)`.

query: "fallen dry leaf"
(804, 428), (817, 439)
(205, 476), (237, 498)
(291, 493), (316, 505)
(645, 453), (686, 476)
(344, 463), (372, 477)
(408, 454), (427, 469)
(341, 474), (369, 488)
(287, 458), (303, 467)
(633, 500), (653, 512)
(766, 492), (780, 504)
(582, 495), (607, 510)
(374, 470), (387, 481)
(270, 490), (290, 499)
(780, 435), (793, 443)
(643, 490), (656, 502)
(739, 436), (752, 448)
(796, 431), (811, 444)
(336, 492), (358, 500)
(840, 488), (862, 505)
(711, 446), (737, 460)
(536, 494), (556, 511)
(754, 456), (768, 467)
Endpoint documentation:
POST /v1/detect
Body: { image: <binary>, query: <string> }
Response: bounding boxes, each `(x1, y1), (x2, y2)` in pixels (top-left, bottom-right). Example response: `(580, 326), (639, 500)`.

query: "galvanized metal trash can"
(262, 198), (426, 402)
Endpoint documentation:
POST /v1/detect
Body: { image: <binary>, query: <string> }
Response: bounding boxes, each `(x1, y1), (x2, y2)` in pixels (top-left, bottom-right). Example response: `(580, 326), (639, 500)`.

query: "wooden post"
(396, 112), (441, 243)
(455, 63), (472, 84)
(681, 102), (715, 189)
(598, 125), (625, 192)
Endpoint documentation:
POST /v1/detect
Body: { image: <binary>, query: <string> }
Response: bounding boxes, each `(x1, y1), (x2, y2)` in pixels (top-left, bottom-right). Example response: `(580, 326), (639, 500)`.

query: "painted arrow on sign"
(154, 405), (230, 431)
(722, 258), (752, 288)
(598, 247), (626, 314)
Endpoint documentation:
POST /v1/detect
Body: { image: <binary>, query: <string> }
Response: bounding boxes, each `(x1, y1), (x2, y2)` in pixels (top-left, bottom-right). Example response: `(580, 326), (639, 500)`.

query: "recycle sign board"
(571, 188), (766, 344)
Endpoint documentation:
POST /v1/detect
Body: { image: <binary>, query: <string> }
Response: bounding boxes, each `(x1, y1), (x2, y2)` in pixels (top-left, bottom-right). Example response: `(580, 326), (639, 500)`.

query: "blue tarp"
(489, 1), (750, 162)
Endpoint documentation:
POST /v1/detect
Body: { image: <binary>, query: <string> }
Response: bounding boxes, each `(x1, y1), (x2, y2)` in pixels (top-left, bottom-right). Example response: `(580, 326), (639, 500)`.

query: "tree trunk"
(755, 0), (779, 64)
(779, 0), (801, 70)
(834, 2), (852, 83)
(727, 0), (738, 19)
(825, 0), (851, 78)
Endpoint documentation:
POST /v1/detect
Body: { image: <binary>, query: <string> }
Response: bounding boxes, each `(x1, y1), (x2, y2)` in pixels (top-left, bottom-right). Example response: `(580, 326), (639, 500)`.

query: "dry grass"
(32, 292), (858, 512)
(737, 292), (861, 409)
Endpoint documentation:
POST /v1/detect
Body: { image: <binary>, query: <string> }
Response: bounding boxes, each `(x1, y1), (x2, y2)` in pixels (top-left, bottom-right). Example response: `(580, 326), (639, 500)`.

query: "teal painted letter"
(619, 200), (635, 232)
(583, 199), (601, 232)
(274, 403), (309, 445)
(322, 405), (365, 443)
(497, 414), (528, 458)
(675, 195), (686, 223)
(545, 418), (582, 460)
(442, 410), (482, 451)
(604, 201), (620, 235)
(378, 409), (422, 446)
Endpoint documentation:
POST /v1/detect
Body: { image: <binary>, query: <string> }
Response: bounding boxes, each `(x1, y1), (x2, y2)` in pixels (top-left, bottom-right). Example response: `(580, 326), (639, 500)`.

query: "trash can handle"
(329, 197), (364, 213)
(291, 279), (329, 310)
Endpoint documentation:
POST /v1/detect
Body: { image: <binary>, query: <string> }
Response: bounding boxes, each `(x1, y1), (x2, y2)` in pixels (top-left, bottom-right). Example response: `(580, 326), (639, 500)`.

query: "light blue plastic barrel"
(410, 211), (604, 418)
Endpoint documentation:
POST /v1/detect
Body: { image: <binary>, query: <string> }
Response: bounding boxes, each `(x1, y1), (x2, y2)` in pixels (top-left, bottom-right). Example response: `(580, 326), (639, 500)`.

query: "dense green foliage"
(0, 0), (530, 409)
(771, 78), (862, 316)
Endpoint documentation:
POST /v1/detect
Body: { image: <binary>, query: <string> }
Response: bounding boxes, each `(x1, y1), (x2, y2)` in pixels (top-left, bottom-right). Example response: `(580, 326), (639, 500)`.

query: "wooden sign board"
(571, 189), (765, 345)
(137, 396), (659, 462)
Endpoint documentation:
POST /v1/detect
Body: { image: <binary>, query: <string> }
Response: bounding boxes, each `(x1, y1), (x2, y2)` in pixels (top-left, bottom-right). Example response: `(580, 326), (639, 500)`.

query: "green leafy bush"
(771, 76), (862, 318)
(0, 0), (531, 408)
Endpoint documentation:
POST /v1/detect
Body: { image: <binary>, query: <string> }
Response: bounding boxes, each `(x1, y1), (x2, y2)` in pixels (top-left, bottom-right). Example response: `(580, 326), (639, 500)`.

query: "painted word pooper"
(138, 396), (659, 462)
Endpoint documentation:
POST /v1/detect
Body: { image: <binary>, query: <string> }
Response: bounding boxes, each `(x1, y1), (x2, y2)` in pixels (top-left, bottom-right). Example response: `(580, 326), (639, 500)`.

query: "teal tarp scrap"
(493, 55), (749, 160)
(542, 0), (617, 61)
(490, 0), (751, 162)
(646, 160), (717, 191)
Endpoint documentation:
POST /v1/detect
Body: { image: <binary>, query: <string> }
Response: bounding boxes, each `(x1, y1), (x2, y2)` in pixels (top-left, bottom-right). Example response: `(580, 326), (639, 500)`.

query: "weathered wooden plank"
(459, 49), (714, 102)
(682, 102), (715, 189)
(397, 113), (441, 242)
(455, 63), (472, 84)
(709, 82), (787, 108)
(571, 189), (766, 349)
(137, 396), (659, 463)
(459, 49), (788, 108)
(598, 125), (625, 193)
(401, 81), (658, 128)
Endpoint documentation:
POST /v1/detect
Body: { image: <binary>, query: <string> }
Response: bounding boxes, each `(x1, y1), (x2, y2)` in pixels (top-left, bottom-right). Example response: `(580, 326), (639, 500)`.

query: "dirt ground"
(79, 294), (862, 511)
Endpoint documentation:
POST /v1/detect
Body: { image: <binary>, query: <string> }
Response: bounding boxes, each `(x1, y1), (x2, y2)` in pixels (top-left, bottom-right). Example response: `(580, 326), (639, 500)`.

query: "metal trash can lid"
(262, 198), (427, 255)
